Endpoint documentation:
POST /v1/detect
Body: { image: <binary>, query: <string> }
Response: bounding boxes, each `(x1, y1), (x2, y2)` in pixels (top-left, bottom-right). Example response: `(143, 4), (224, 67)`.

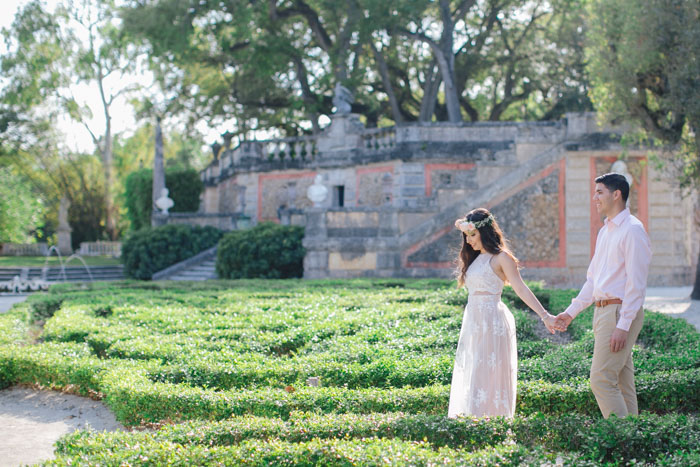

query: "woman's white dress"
(448, 252), (517, 418)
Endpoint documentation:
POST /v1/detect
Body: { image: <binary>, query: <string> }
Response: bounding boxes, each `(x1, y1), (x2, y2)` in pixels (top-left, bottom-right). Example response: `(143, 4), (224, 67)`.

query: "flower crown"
(459, 214), (494, 232)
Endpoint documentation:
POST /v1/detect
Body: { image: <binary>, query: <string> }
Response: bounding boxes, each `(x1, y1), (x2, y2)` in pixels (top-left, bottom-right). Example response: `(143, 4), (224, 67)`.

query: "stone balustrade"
(258, 136), (319, 161)
(362, 127), (396, 151)
(78, 241), (122, 257)
(0, 243), (49, 256)
(202, 118), (575, 187)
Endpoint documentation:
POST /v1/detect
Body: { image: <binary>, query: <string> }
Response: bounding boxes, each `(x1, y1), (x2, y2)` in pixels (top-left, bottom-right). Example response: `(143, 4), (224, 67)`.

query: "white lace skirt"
(447, 294), (517, 418)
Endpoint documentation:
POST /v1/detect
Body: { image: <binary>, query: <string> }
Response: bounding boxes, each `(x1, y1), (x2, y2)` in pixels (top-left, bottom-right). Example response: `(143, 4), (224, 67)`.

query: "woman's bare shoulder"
(494, 251), (516, 268)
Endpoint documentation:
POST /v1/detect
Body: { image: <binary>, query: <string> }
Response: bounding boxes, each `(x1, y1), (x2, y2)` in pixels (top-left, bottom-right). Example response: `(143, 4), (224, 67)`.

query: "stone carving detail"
(332, 83), (353, 114)
(156, 188), (174, 213)
(610, 160), (634, 208)
(307, 175), (328, 207)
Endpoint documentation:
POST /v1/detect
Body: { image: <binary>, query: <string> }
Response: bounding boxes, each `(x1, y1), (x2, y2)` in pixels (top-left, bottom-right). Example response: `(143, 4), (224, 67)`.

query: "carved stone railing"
(361, 126), (396, 151)
(0, 243), (49, 256)
(257, 136), (318, 161)
(200, 118), (570, 185)
(78, 241), (122, 257)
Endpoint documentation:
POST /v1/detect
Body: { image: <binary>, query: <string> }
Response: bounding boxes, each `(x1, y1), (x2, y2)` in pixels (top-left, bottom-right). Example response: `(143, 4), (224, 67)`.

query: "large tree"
(1, 0), (140, 239)
(586, 0), (700, 298)
(0, 165), (44, 243)
(120, 0), (590, 136)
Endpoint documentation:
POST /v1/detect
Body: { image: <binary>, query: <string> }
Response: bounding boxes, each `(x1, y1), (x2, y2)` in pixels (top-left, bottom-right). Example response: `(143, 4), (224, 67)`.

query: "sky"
(1, 0), (141, 153)
(0, 0), (233, 155)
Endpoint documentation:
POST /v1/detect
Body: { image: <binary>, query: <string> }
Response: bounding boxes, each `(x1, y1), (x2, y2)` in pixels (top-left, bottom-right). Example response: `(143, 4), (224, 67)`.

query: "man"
(554, 172), (652, 418)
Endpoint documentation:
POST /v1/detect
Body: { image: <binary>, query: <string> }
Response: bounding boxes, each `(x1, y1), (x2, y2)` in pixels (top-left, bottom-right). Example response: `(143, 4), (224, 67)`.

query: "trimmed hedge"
(124, 168), (204, 231)
(122, 224), (223, 279)
(50, 438), (542, 466)
(98, 366), (700, 425)
(216, 222), (305, 279)
(1, 280), (698, 464)
(53, 412), (700, 465)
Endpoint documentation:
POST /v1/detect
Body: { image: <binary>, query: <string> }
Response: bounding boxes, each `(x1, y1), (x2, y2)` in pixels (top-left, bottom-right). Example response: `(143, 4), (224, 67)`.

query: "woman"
(448, 208), (556, 419)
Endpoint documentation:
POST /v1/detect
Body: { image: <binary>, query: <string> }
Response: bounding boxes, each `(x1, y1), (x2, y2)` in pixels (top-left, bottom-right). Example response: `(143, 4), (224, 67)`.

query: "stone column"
(302, 208), (329, 279)
(57, 197), (72, 255)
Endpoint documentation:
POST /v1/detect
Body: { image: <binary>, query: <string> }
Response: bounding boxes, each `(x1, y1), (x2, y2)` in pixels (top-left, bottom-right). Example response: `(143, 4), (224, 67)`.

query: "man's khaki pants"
(590, 304), (644, 418)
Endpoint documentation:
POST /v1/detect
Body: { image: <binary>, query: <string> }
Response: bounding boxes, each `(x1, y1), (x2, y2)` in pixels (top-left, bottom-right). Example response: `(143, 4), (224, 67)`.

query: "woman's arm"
(495, 252), (556, 333)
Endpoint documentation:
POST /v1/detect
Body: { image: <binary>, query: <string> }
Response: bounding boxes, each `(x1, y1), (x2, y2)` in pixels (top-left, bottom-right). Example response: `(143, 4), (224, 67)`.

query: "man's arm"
(616, 224), (652, 332)
(554, 230), (602, 331)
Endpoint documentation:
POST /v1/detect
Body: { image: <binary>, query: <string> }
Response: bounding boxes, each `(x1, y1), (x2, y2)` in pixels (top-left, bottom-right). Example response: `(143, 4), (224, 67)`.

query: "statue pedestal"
(57, 226), (72, 256)
(317, 114), (364, 153)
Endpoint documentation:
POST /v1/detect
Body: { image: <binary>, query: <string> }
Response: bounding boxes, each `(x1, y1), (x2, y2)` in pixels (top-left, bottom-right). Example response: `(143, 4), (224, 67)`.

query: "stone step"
(0, 266), (125, 282)
(169, 273), (217, 281)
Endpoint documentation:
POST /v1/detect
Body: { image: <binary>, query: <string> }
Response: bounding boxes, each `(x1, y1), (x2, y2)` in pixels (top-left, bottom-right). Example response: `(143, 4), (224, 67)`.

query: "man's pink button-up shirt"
(564, 208), (652, 331)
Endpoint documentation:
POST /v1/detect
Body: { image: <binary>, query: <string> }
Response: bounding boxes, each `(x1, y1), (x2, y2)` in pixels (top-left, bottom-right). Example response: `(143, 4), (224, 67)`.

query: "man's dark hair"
(595, 172), (630, 202)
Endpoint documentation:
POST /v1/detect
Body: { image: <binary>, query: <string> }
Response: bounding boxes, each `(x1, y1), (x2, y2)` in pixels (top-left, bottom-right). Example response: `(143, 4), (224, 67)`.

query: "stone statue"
(155, 188), (174, 214)
(58, 197), (71, 229)
(332, 82), (353, 114)
(610, 160), (633, 208)
(610, 160), (633, 189)
(307, 174), (328, 207)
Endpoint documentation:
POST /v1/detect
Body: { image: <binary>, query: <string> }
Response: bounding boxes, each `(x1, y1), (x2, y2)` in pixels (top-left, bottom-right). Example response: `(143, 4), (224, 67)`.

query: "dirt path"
(0, 387), (123, 467)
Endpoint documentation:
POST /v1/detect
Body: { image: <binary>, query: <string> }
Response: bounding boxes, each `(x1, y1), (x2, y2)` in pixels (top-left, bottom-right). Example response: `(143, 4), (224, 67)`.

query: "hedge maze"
(1, 279), (698, 465)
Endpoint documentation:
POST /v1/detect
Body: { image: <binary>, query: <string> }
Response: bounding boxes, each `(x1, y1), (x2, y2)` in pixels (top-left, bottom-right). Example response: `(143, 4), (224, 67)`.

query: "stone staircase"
(151, 246), (218, 281)
(167, 258), (217, 281)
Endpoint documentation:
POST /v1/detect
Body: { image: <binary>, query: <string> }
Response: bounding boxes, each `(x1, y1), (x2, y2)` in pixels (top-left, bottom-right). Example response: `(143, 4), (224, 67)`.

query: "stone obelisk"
(151, 116), (165, 227)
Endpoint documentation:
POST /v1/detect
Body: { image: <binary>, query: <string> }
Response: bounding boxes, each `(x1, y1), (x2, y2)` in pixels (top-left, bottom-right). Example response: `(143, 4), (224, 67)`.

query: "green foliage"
(121, 224), (222, 279)
(0, 167), (44, 242)
(165, 167), (203, 212)
(52, 411), (699, 465)
(216, 223), (305, 279)
(119, 0), (591, 134)
(123, 169), (152, 231)
(586, 0), (700, 191)
(28, 294), (64, 323)
(123, 167), (205, 231)
(0, 280), (698, 463)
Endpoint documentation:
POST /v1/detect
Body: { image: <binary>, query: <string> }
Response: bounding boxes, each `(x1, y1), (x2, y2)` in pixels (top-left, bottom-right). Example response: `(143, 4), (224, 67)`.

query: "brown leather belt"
(594, 298), (623, 308)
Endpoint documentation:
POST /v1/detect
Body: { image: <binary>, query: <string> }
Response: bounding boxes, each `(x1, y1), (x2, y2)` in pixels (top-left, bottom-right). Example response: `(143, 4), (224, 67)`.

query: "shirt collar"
(605, 208), (630, 227)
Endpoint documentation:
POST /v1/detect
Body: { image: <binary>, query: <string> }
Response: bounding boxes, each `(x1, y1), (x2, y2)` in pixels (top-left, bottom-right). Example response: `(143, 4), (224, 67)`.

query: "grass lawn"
(0, 256), (122, 267)
(1, 279), (698, 465)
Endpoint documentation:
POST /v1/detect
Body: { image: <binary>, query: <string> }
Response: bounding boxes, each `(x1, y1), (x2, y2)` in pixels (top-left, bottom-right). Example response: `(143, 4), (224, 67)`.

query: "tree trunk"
(692, 247), (700, 300)
(692, 191), (700, 300)
(691, 135), (700, 300)
(293, 57), (321, 133)
(419, 63), (441, 122)
(436, 0), (462, 123)
(370, 42), (403, 124)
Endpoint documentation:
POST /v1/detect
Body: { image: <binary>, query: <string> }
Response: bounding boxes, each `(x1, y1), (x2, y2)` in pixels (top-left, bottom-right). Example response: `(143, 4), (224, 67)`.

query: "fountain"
(0, 246), (94, 294)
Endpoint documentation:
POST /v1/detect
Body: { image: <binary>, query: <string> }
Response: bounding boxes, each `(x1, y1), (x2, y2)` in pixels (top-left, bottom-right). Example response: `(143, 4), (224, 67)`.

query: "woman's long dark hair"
(455, 208), (518, 287)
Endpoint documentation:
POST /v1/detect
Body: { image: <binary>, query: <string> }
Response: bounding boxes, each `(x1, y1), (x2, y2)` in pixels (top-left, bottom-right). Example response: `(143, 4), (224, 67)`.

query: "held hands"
(553, 312), (573, 332)
(541, 312), (557, 334)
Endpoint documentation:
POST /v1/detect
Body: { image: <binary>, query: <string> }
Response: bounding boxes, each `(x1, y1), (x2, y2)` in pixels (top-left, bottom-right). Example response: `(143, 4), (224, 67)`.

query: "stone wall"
(200, 112), (698, 287)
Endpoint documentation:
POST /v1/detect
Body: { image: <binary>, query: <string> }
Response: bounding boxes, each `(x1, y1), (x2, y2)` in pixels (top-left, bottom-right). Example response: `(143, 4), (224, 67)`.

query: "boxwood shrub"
(216, 222), (305, 279)
(122, 224), (223, 279)
(124, 168), (204, 231)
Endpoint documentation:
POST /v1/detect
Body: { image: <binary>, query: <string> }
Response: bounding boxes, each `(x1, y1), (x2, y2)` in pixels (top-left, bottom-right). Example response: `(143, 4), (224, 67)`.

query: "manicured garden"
(1, 279), (698, 465)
